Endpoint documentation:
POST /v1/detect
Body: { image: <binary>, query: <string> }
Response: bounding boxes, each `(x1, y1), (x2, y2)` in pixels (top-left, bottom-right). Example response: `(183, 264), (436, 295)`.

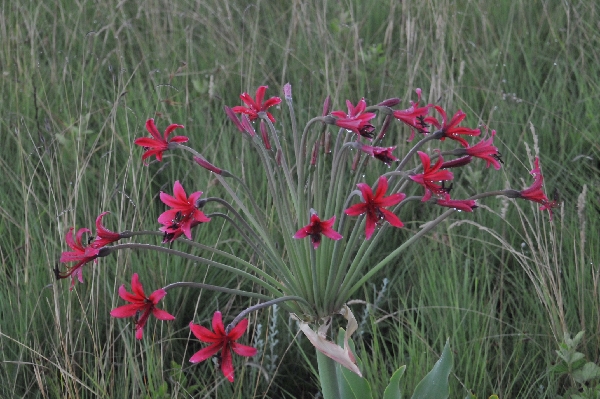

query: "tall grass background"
(1, 0), (598, 397)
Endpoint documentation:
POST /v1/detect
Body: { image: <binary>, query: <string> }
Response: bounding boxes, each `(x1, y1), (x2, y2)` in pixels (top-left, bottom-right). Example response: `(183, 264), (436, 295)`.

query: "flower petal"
(231, 342), (258, 357)
(110, 303), (142, 318)
(189, 343), (222, 363)
(227, 318), (248, 341)
(190, 322), (220, 342)
(152, 307), (175, 321)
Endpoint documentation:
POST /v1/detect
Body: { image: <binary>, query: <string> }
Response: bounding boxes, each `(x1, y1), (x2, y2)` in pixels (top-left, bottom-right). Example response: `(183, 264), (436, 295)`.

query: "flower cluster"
(58, 84), (557, 384)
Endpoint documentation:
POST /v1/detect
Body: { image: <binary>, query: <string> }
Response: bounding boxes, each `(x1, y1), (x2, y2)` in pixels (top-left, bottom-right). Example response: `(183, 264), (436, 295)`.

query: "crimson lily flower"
(359, 144), (399, 165)
(331, 98), (377, 139)
(294, 212), (342, 249)
(518, 157), (559, 219)
(392, 88), (432, 141)
(428, 106), (480, 148)
(231, 86), (281, 123)
(134, 119), (187, 164)
(463, 130), (502, 170)
(58, 227), (100, 290)
(345, 176), (406, 240)
(410, 151), (454, 201)
(435, 194), (477, 212)
(189, 311), (257, 383)
(91, 212), (122, 248)
(158, 181), (211, 242)
(110, 273), (175, 340)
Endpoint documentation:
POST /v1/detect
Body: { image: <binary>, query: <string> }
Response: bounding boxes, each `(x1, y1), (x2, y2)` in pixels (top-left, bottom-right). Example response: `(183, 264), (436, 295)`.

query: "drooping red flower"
(58, 227), (100, 290)
(231, 86), (282, 123)
(428, 106), (481, 148)
(133, 119), (187, 164)
(110, 273), (175, 340)
(345, 176), (406, 240)
(91, 212), (122, 249)
(331, 98), (377, 139)
(189, 311), (257, 383)
(359, 144), (399, 165)
(294, 212), (343, 249)
(158, 181), (211, 242)
(518, 157), (559, 219)
(434, 194), (477, 212)
(410, 151), (454, 201)
(518, 158), (547, 203)
(392, 88), (433, 141)
(464, 130), (502, 170)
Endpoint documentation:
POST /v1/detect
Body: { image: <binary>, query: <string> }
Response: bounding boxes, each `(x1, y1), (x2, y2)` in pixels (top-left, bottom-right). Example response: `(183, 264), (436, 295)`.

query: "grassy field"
(1, 0), (599, 397)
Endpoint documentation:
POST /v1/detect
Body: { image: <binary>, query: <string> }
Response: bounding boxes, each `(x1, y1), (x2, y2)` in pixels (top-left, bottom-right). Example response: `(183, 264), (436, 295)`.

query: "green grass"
(1, 0), (599, 397)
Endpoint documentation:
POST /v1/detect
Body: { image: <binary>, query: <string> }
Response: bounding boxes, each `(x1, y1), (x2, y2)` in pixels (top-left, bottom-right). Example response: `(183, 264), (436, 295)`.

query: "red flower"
(91, 212), (122, 249)
(110, 273), (175, 340)
(58, 227), (100, 290)
(294, 212), (343, 249)
(410, 151), (454, 201)
(428, 106), (480, 148)
(518, 157), (559, 219)
(158, 181), (211, 242)
(519, 158), (546, 203)
(331, 98), (377, 139)
(189, 311), (257, 382)
(359, 144), (399, 165)
(231, 86), (281, 123)
(134, 119), (188, 164)
(464, 130), (502, 170)
(435, 194), (477, 212)
(345, 176), (406, 240)
(392, 88), (432, 141)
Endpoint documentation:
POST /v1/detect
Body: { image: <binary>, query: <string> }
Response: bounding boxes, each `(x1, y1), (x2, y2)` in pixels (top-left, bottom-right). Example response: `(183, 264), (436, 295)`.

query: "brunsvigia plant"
(57, 84), (558, 396)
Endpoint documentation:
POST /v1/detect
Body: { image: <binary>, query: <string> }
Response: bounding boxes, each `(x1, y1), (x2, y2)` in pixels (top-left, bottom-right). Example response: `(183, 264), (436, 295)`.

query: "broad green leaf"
(340, 365), (373, 399)
(572, 362), (600, 384)
(411, 339), (453, 399)
(336, 328), (373, 399)
(383, 365), (406, 399)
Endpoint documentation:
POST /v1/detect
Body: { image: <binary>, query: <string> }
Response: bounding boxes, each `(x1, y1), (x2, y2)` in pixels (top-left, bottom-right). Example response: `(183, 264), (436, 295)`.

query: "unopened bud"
(194, 156), (223, 175)
(377, 97), (401, 107)
(224, 106), (245, 133)
(283, 83), (292, 100)
(441, 155), (472, 169)
(322, 95), (331, 117)
(260, 120), (271, 150)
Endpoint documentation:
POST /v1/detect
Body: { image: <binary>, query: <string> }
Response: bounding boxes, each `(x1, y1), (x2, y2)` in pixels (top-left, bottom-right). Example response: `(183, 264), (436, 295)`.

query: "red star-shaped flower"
(410, 151), (454, 201)
(331, 98), (377, 139)
(110, 273), (175, 340)
(90, 211), (122, 249)
(294, 212), (343, 249)
(518, 157), (559, 219)
(345, 176), (405, 240)
(464, 130), (502, 170)
(189, 311), (257, 383)
(134, 118), (188, 164)
(231, 86), (281, 123)
(58, 227), (100, 290)
(428, 106), (480, 148)
(158, 181), (211, 242)
(393, 88), (433, 141)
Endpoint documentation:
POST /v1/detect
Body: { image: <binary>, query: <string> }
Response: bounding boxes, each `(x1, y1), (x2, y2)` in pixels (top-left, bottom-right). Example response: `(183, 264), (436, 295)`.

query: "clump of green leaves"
(552, 331), (600, 398)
